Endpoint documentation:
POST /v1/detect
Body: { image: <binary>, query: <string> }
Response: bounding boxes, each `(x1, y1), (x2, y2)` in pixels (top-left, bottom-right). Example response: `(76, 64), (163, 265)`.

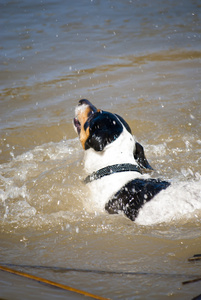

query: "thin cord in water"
(0, 265), (110, 300)
(0, 262), (200, 280)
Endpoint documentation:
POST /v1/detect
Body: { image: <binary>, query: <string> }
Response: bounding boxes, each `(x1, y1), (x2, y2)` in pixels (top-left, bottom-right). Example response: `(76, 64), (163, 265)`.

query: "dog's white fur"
(74, 101), (201, 223)
(83, 121), (149, 211)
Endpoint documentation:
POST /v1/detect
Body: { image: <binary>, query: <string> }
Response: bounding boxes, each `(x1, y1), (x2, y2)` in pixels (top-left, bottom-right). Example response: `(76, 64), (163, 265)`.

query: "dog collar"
(84, 163), (141, 184)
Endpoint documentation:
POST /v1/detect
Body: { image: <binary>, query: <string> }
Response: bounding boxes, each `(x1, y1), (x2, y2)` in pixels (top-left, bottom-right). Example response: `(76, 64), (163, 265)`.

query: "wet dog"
(73, 99), (170, 221)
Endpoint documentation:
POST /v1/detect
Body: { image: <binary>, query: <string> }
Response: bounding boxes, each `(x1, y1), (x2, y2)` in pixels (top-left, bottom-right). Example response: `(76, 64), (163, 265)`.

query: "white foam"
(0, 138), (82, 226)
(8, 200), (37, 220)
(0, 184), (28, 203)
(14, 138), (80, 163)
(136, 180), (201, 225)
(1, 137), (201, 227)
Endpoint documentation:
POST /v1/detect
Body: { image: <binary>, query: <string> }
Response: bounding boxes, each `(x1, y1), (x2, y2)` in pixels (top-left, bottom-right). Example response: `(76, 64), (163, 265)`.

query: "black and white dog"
(73, 99), (170, 221)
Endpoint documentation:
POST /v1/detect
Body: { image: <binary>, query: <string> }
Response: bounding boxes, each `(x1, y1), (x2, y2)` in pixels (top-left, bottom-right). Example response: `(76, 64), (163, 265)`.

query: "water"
(1, 0), (201, 299)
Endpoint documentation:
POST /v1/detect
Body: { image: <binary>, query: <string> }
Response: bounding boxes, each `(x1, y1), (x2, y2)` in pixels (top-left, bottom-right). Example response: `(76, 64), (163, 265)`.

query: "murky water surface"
(1, 0), (201, 299)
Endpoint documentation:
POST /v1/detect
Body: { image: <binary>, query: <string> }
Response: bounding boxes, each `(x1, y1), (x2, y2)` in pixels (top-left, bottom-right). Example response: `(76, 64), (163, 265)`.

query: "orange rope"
(0, 265), (110, 300)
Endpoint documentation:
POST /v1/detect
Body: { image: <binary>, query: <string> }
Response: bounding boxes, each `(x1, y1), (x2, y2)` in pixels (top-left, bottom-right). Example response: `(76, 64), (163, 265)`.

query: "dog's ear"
(85, 111), (123, 151)
(134, 142), (153, 170)
(85, 131), (111, 151)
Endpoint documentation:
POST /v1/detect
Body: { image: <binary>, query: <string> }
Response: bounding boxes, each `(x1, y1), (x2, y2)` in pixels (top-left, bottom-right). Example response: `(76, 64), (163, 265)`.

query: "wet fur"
(74, 99), (170, 221)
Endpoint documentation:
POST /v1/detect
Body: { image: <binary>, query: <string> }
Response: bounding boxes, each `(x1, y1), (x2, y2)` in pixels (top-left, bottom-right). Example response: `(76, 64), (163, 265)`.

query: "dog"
(73, 99), (170, 221)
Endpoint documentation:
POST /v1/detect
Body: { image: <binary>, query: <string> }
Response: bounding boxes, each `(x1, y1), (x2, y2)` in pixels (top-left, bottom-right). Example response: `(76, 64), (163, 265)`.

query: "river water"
(1, 0), (201, 299)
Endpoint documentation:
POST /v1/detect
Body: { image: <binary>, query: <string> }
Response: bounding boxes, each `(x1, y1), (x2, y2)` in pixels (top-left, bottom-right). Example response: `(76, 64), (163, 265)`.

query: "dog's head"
(73, 99), (152, 169)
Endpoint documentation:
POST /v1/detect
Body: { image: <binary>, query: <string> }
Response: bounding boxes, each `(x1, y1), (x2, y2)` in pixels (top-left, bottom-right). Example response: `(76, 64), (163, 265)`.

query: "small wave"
(136, 180), (201, 225)
(1, 137), (201, 229)
(0, 138), (86, 229)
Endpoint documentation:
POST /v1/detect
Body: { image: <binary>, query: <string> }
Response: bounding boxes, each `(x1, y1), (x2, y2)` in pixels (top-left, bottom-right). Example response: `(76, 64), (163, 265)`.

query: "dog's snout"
(78, 99), (90, 106)
(78, 99), (97, 113)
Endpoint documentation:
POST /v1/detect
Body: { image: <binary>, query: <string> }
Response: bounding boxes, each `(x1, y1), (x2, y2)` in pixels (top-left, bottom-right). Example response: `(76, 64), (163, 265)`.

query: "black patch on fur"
(110, 113), (153, 170)
(85, 111), (123, 151)
(134, 142), (153, 170)
(115, 114), (132, 134)
(105, 178), (170, 221)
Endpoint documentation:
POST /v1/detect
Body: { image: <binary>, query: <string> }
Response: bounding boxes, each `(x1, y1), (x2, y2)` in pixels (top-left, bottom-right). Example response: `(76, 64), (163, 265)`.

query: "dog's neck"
(84, 163), (141, 184)
(84, 127), (138, 174)
(82, 128), (144, 210)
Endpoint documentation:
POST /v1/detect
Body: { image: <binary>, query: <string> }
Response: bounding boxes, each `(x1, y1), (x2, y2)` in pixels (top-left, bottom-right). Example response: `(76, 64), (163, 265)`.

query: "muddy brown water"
(1, 0), (201, 299)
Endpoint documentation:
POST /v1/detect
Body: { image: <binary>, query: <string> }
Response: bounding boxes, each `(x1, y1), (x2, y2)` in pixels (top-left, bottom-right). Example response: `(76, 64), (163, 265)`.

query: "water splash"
(0, 138), (86, 229)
